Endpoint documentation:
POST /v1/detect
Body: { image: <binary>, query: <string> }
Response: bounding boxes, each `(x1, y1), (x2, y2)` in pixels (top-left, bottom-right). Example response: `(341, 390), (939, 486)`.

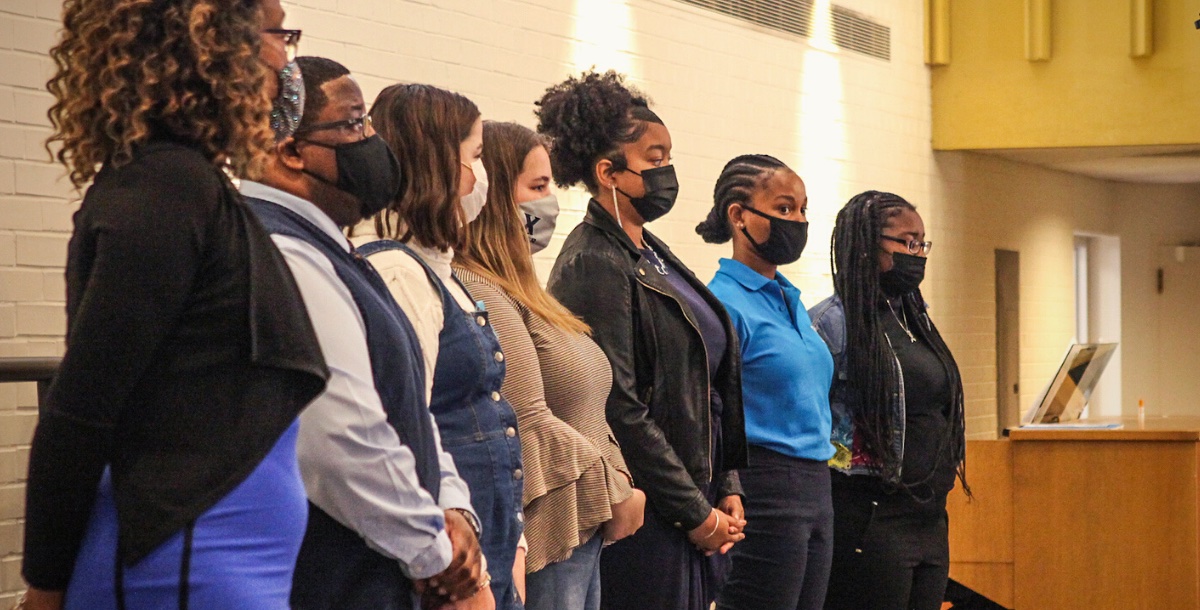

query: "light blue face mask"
(519, 193), (559, 254)
(270, 60), (305, 141)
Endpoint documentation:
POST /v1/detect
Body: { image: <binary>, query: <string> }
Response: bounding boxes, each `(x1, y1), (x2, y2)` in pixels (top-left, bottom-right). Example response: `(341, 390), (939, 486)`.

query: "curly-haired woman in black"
(537, 70), (748, 610)
(807, 191), (968, 610)
(21, 1), (327, 609)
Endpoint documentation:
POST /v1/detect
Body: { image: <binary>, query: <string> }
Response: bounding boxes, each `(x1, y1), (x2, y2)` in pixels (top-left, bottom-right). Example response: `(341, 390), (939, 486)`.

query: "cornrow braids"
(695, 154), (786, 244)
(830, 190), (915, 479)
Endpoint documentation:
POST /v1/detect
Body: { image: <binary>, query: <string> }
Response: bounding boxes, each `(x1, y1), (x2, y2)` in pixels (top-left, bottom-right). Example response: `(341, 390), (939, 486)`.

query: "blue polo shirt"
(708, 258), (835, 461)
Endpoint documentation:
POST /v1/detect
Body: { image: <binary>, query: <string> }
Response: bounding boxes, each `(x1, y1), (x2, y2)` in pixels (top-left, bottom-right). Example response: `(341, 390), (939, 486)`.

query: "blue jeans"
(525, 534), (603, 610)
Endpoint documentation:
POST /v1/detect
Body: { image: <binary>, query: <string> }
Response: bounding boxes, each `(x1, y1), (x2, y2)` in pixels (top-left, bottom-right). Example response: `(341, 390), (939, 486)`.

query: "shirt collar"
(240, 180), (350, 252)
(717, 257), (799, 294)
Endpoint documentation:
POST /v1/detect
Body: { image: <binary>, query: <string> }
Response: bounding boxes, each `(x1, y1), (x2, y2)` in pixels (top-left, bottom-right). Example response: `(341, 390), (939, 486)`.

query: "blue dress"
(428, 274), (526, 610)
(63, 420), (307, 609)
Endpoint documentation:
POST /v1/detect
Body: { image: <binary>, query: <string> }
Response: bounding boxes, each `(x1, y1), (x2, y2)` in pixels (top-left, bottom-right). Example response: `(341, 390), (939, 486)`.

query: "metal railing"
(0, 357), (60, 411)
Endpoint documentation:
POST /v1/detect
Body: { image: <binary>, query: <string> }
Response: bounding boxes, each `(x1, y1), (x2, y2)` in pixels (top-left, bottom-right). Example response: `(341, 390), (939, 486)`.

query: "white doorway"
(1073, 233), (1122, 417)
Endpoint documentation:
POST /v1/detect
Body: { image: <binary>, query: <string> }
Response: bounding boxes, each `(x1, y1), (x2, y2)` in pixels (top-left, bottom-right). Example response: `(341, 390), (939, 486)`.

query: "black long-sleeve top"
(880, 301), (958, 508)
(22, 138), (328, 590)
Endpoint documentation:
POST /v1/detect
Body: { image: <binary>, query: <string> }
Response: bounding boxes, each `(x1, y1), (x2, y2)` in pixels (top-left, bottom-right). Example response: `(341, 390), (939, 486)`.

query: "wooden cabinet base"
(948, 420), (1200, 610)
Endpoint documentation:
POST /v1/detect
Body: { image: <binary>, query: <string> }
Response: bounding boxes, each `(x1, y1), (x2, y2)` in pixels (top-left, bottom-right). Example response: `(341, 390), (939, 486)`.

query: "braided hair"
(534, 69), (662, 193)
(695, 154), (786, 243)
(832, 191), (969, 495)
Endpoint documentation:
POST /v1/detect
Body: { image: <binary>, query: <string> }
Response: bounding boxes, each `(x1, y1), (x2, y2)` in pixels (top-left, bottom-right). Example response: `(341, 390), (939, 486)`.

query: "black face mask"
(880, 252), (927, 296)
(616, 165), (679, 223)
(740, 205), (808, 266)
(301, 134), (402, 218)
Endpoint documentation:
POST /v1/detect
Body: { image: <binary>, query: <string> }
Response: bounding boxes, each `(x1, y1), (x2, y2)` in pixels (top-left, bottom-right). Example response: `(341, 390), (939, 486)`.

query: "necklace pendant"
(888, 300), (917, 343)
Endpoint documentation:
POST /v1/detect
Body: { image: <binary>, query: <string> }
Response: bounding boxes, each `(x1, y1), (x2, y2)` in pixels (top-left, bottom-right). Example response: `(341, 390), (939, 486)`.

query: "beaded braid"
(695, 154), (786, 243)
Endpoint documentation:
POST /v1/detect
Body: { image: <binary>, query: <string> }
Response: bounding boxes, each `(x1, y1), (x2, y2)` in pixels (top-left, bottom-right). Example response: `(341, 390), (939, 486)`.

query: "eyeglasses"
(879, 234), (933, 256)
(263, 28), (302, 62)
(294, 115), (372, 138)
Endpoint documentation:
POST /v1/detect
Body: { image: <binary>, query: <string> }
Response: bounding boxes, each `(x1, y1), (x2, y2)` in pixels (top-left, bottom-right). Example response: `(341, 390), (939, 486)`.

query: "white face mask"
(519, 193), (559, 255)
(460, 158), (489, 224)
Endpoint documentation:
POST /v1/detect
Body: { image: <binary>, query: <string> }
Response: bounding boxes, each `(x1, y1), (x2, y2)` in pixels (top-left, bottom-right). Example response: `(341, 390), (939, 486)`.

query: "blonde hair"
(455, 121), (589, 335)
(47, 0), (274, 189)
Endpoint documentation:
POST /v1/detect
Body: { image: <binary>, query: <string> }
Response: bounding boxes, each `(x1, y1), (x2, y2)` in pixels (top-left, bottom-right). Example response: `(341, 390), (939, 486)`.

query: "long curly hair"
(534, 69), (661, 194)
(47, 0), (275, 189)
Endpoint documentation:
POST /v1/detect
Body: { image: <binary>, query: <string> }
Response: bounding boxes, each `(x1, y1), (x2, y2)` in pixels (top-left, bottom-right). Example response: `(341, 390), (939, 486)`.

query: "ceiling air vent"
(674, 0), (891, 61)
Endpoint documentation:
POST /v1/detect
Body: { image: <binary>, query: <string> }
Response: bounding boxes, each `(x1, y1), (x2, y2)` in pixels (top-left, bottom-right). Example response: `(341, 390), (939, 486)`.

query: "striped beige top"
(456, 268), (634, 573)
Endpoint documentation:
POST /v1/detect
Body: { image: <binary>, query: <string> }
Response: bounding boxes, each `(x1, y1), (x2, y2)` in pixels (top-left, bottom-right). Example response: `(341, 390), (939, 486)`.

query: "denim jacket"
(808, 294), (906, 483)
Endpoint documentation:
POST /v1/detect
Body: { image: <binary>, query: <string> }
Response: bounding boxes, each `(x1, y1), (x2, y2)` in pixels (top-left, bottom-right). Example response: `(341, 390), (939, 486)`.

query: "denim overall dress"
(357, 240), (526, 609)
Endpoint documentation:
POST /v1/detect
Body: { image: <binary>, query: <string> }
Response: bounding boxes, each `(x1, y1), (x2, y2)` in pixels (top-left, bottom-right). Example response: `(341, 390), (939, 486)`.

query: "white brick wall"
(0, 0), (65, 601)
(928, 151), (1200, 437)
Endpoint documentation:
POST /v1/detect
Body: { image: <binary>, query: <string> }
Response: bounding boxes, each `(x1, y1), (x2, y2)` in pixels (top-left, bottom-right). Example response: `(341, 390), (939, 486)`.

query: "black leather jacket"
(548, 200), (747, 532)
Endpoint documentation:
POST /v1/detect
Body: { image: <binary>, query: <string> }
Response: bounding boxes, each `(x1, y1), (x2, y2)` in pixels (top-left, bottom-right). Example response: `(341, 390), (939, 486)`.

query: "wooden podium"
(947, 418), (1200, 609)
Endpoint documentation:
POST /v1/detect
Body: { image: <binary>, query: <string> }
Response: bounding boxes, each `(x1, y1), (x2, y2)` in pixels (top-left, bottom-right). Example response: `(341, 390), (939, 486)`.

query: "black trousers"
(717, 446), (833, 610)
(823, 474), (949, 610)
(292, 504), (416, 610)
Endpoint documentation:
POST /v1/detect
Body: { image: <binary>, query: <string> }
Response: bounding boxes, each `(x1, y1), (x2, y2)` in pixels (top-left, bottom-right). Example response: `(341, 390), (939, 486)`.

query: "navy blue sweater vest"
(249, 198), (440, 610)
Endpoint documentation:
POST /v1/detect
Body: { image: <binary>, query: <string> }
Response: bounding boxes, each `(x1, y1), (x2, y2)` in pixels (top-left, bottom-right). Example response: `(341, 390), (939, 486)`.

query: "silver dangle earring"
(611, 182), (623, 229)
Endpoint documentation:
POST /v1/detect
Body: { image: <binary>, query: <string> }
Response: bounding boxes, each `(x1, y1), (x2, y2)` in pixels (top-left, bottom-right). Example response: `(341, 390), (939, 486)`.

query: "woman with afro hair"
(537, 70), (748, 610)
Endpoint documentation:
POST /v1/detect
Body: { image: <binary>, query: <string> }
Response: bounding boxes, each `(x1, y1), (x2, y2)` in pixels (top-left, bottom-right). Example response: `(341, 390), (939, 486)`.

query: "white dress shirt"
(240, 180), (475, 580)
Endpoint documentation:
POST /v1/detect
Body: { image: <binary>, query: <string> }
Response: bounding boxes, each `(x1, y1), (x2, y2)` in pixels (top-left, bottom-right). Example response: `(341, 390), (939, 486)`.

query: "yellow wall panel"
(1131, 0), (1155, 57)
(932, 0), (1200, 149)
(925, 0), (952, 65)
(1025, 0), (1052, 61)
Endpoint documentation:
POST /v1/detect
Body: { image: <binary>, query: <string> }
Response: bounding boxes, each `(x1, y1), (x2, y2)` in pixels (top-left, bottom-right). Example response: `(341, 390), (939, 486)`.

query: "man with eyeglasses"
(240, 56), (493, 610)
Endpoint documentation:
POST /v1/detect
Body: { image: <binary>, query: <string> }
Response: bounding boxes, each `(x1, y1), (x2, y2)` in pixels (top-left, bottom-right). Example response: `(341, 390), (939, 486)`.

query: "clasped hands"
(686, 495), (746, 556)
(414, 510), (496, 610)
